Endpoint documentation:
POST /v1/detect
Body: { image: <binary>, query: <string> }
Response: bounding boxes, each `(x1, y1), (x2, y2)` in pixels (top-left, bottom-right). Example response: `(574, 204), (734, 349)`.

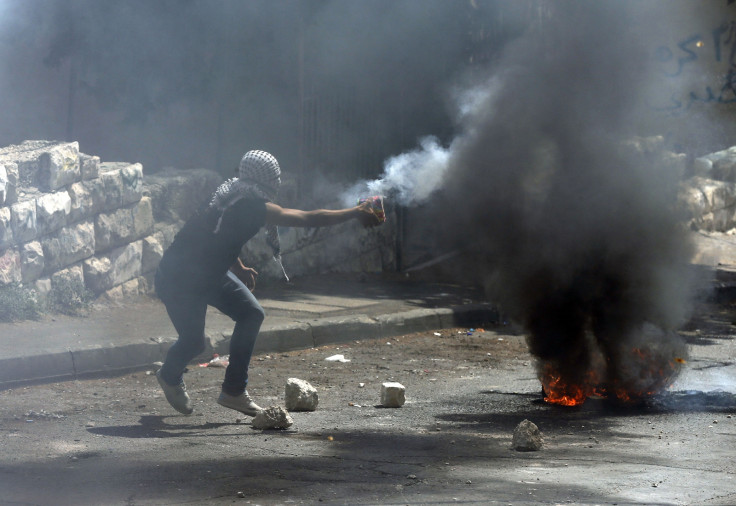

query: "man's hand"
(356, 201), (382, 228)
(230, 259), (258, 291)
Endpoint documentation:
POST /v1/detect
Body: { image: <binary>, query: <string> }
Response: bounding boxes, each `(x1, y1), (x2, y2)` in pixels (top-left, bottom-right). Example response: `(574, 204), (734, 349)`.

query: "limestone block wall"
(681, 146), (736, 232)
(0, 140), (220, 300)
(0, 139), (396, 301)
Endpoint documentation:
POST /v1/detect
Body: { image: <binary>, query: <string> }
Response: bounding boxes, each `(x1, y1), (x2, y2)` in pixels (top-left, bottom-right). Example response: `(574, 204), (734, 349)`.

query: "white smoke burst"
(342, 136), (450, 207)
(341, 73), (504, 208)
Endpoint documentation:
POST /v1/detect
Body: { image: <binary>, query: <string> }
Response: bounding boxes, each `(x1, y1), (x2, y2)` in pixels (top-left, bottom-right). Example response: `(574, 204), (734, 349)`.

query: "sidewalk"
(0, 273), (498, 388)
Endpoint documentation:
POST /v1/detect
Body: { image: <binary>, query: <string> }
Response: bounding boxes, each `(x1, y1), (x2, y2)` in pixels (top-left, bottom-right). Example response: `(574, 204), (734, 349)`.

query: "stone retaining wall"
(0, 140), (395, 300)
(0, 140), (222, 300)
(681, 146), (736, 232)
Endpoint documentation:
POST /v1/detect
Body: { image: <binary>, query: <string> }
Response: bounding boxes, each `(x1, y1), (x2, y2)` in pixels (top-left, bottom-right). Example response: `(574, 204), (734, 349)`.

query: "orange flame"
(541, 364), (605, 406)
(541, 348), (684, 406)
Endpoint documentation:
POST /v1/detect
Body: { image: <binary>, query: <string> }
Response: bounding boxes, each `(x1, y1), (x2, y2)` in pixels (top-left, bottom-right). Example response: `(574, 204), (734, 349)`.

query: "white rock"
(141, 234), (164, 274)
(20, 241), (44, 283)
(10, 200), (37, 244)
(0, 162), (18, 207)
(285, 377), (319, 411)
(0, 207), (13, 248)
(120, 163), (143, 205)
(36, 191), (71, 236)
(512, 419), (544, 451)
(325, 354), (350, 362)
(381, 382), (406, 407)
(251, 406), (293, 430)
(39, 142), (80, 191)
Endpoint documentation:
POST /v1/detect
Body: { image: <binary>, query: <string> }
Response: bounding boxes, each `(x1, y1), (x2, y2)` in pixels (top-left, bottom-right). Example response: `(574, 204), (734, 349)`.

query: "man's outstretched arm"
(265, 201), (379, 228)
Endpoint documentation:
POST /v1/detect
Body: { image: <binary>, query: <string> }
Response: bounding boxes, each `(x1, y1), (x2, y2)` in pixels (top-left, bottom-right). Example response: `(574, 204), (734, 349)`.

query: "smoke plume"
(353, 2), (700, 397)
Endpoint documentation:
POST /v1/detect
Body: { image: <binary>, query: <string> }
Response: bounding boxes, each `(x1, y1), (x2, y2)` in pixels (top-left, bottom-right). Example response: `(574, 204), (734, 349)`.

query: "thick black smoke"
(437, 2), (695, 394)
(343, 2), (708, 396)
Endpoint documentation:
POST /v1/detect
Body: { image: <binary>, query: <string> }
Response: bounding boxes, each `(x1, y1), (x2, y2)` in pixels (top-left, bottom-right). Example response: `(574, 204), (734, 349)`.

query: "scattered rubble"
(199, 354), (228, 368)
(325, 354), (350, 362)
(284, 377), (319, 411)
(381, 382), (406, 407)
(23, 409), (65, 420)
(512, 419), (544, 451)
(251, 406), (293, 430)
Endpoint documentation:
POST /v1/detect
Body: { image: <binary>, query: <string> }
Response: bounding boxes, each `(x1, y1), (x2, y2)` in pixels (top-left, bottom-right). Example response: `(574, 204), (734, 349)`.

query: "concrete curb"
(0, 304), (498, 389)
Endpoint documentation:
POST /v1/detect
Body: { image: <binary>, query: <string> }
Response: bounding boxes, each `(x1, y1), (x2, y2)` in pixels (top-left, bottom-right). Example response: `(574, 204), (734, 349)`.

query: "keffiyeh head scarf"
(209, 150), (288, 280)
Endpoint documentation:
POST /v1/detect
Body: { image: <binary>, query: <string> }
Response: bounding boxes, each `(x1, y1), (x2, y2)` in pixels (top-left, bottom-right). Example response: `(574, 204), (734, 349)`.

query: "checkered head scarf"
(209, 150), (286, 278)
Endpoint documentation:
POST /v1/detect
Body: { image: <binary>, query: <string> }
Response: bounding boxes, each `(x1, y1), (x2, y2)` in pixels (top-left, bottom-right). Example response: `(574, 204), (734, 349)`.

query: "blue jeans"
(155, 269), (265, 395)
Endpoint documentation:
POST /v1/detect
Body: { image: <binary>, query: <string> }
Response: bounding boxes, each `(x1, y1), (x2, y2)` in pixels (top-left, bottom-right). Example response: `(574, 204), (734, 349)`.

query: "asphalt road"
(1, 304), (735, 505)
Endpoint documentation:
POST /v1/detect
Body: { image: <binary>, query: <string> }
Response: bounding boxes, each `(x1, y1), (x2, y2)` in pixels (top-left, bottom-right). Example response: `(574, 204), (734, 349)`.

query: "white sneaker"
(156, 369), (193, 415)
(217, 390), (262, 416)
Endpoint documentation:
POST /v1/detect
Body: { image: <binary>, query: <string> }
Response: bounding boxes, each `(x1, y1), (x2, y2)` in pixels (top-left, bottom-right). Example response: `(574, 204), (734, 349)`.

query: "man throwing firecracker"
(154, 150), (381, 416)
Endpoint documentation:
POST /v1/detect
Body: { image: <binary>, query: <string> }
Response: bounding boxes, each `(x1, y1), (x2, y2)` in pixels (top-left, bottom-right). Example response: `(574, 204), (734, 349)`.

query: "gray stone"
(102, 284), (124, 301)
(0, 207), (12, 248)
(68, 178), (105, 223)
(512, 419), (544, 451)
(131, 197), (154, 238)
(51, 264), (84, 286)
(251, 406), (293, 430)
(99, 165), (123, 211)
(42, 220), (95, 273)
(120, 163), (143, 205)
(95, 198), (153, 252)
(682, 176), (736, 232)
(20, 241), (44, 283)
(10, 199), (37, 244)
(0, 140), (55, 187)
(136, 275), (149, 294)
(284, 378), (319, 411)
(0, 162), (18, 207)
(121, 278), (141, 297)
(80, 154), (100, 180)
(141, 234), (164, 274)
(83, 241), (143, 294)
(39, 142), (80, 191)
(380, 382), (406, 407)
(103, 278), (142, 301)
(0, 248), (21, 284)
(36, 191), (71, 236)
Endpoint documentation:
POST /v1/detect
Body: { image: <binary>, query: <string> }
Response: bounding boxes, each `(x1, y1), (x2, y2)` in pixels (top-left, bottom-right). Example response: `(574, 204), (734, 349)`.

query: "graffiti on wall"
(654, 19), (736, 111)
